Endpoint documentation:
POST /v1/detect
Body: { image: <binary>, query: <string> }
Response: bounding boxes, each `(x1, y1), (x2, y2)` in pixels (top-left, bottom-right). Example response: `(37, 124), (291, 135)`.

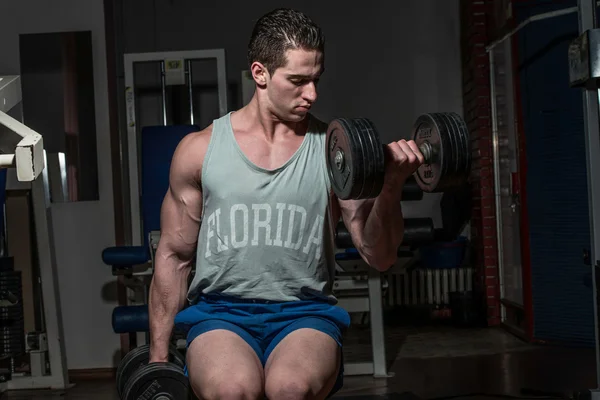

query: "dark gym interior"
(1, 0), (600, 399)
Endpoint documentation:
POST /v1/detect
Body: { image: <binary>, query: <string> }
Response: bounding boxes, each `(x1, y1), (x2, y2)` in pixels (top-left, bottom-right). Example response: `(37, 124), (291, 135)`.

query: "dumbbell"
(326, 112), (471, 200)
(116, 343), (194, 400)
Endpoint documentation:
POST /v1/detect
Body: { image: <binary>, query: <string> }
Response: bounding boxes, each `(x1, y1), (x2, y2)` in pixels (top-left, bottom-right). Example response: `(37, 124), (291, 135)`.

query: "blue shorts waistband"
(198, 293), (283, 305)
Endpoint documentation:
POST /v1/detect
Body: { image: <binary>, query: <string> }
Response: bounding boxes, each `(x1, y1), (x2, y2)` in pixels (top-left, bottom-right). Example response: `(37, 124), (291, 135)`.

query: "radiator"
(383, 268), (475, 307)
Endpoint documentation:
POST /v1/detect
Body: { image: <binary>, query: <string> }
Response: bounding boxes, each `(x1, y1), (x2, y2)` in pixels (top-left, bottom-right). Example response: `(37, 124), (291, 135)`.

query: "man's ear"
(250, 61), (269, 87)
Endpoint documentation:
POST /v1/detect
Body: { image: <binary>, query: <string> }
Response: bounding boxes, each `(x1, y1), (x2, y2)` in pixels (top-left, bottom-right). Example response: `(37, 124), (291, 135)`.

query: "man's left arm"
(333, 139), (424, 272)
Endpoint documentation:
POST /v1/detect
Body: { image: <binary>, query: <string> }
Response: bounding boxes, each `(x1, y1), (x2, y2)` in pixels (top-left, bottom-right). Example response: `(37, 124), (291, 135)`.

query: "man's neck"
(237, 95), (308, 143)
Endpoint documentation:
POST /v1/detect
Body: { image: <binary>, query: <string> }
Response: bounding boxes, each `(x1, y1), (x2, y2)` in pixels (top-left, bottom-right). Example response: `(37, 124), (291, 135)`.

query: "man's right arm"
(148, 128), (210, 362)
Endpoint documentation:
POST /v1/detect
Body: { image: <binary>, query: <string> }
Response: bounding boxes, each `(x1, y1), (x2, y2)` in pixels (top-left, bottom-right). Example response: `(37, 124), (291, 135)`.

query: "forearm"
(148, 249), (191, 361)
(359, 185), (404, 271)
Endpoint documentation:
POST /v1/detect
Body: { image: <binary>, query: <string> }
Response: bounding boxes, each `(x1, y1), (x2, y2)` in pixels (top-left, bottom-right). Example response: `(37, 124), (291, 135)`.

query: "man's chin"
(290, 109), (309, 119)
(274, 108), (308, 122)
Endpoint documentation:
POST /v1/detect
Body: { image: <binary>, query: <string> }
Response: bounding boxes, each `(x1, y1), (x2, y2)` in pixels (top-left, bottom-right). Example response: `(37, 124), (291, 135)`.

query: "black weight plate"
(440, 113), (460, 175)
(348, 119), (369, 200)
(122, 362), (190, 400)
(116, 344), (149, 396)
(448, 112), (468, 186)
(438, 113), (460, 191)
(352, 118), (385, 199)
(437, 112), (469, 190)
(430, 113), (451, 190)
(363, 118), (385, 198)
(415, 113), (467, 192)
(350, 118), (376, 199)
(347, 118), (371, 199)
(448, 112), (471, 182)
(116, 344), (185, 398)
(326, 118), (364, 200)
(412, 114), (444, 192)
(434, 112), (460, 189)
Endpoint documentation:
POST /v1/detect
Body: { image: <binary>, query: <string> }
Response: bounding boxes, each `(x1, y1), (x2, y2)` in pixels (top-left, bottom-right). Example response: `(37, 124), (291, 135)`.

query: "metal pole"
(577, 0), (600, 390)
(160, 61), (167, 126)
(488, 48), (507, 322)
(187, 60), (194, 125)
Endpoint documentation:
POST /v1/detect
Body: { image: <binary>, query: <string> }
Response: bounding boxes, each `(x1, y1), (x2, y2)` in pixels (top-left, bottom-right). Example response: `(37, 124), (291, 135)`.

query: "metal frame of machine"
(123, 49), (229, 247)
(572, 0), (600, 394)
(0, 75), (70, 391)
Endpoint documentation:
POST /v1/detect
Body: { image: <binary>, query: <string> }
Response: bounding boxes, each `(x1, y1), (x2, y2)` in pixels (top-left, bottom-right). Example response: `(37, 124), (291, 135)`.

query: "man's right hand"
(149, 345), (170, 363)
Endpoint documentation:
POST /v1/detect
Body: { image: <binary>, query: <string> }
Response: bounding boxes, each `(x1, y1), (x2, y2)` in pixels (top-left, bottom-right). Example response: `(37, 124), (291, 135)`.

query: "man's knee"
(265, 368), (329, 400)
(265, 376), (312, 400)
(192, 375), (263, 400)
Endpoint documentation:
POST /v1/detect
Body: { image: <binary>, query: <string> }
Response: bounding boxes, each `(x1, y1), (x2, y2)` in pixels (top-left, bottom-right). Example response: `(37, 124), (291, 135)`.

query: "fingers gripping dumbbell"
(116, 344), (194, 400)
(326, 112), (471, 200)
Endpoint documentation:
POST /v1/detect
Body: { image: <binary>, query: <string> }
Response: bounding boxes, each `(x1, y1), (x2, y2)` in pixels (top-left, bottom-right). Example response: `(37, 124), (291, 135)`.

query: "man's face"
(264, 48), (324, 122)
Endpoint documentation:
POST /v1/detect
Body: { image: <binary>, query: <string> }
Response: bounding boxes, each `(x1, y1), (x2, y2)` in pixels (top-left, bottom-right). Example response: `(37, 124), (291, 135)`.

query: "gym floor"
(1, 324), (596, 399)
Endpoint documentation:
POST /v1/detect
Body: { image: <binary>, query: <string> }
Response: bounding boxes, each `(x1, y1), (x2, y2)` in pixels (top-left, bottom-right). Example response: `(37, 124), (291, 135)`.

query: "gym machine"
(123, 49), (228, 248)
(0, 75), (70, 391)
(482, 0), (600, 396)
(569, 0), (600, 397)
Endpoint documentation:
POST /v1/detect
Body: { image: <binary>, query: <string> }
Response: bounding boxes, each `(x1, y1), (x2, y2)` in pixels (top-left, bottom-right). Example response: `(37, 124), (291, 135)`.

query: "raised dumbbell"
(326, 112), (471, 200)
(116, 343), (194, 400)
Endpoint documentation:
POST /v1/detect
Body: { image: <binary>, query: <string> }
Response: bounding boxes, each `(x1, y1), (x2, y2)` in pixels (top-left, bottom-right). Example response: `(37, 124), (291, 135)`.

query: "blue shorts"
(174, 294), (351, 397)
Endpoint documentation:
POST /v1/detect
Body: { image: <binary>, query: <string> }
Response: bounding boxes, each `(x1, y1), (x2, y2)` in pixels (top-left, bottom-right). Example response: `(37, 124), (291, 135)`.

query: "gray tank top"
(186, 112), (338, 304)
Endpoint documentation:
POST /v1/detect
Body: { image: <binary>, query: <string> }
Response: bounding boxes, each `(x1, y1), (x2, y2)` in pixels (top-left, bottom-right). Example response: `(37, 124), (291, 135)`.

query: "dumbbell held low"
(116, 343), (194, 400)
(326, 112), (471, 200)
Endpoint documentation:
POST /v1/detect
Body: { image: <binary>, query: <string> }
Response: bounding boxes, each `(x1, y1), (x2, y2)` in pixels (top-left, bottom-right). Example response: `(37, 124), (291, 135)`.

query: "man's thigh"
(264, 319), (344, 400)
(186, 321), (264, 400)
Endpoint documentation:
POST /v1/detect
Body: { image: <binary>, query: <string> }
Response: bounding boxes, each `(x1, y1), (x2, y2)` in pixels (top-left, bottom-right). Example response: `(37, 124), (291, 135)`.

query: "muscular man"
(148, 8), (424, 400)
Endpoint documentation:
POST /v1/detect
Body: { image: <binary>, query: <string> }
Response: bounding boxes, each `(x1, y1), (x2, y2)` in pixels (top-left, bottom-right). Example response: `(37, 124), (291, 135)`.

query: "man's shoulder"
(172, 124), (213, 174)
(181, 124), (213, 151)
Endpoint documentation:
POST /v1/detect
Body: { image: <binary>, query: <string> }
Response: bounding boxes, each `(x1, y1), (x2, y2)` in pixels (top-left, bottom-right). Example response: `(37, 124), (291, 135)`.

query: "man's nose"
(303, 82), (317, 102)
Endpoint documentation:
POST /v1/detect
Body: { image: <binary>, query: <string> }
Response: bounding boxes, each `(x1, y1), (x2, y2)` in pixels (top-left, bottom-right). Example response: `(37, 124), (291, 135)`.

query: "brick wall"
(460, 0), (501, 325)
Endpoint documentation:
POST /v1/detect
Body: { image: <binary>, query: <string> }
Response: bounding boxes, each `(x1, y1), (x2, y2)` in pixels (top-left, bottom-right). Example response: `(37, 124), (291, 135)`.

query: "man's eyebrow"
(287, 71), (324, 79)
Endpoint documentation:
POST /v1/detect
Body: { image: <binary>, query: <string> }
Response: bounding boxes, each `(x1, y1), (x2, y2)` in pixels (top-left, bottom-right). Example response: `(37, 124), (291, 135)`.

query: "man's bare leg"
(264, 328), (341, 400)
(186, 329), (264, 400)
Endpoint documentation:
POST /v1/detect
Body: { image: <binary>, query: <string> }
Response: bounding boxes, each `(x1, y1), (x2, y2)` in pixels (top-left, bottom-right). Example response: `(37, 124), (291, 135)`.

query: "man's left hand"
(382, 139), (425, 193)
